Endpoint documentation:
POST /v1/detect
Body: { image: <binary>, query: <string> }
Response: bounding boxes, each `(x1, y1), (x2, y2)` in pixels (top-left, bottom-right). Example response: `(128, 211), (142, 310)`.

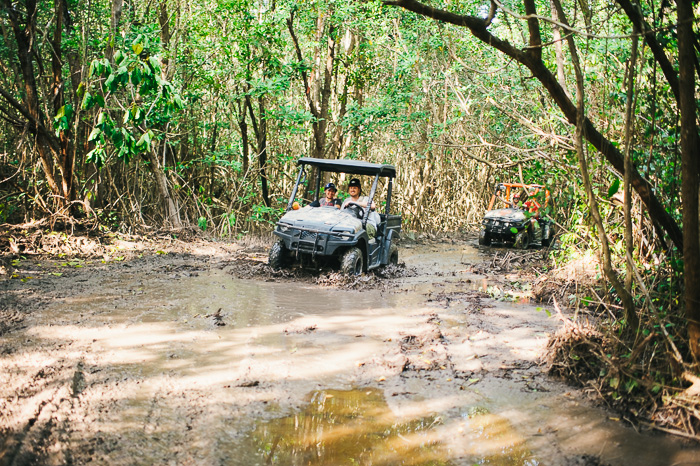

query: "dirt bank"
(1, 233), (698, 465)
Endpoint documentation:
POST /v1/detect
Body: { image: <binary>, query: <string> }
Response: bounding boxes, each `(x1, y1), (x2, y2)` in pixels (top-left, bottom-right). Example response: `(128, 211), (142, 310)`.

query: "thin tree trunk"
(623, 27), (639, 296)
(554, 0), (639, 329)
(106, 0), (124, 61)
(677, 0), (700, 360)
(2, 0), (66, 208)
(145, 148), (181, 227)
(550, 0), (570, 98)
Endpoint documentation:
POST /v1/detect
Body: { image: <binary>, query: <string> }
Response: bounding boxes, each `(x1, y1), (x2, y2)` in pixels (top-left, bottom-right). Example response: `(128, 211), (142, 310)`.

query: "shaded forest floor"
(1, 220), (699, 465)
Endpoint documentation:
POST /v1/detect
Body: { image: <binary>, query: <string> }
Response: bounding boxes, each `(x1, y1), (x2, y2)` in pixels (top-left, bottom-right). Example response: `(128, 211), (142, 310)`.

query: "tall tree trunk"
(550, 0), (570, 98)
(562, 8), (638, 329)
(145, 148), (181, 227)
(245, 94), (270, 207)
(2, 0), (67, 210)
(623, 27), (639, 297)
(106, 0), (124, 61)
(51, 0), (75, 212)
(677, 0), (700, 360)
(287, 11), (337, 160)
(236, 97), (249, 175)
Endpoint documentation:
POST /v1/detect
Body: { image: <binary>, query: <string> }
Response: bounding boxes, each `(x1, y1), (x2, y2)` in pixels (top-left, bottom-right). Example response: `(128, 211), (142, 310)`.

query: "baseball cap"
(348, 178), (361, 188)
(324, 182), (337, 191)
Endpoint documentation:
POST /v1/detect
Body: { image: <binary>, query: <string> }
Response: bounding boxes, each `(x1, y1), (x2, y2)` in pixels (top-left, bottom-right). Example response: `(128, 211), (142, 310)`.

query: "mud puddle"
(1, 240), (699, 465)
(236, 388), (452, 465)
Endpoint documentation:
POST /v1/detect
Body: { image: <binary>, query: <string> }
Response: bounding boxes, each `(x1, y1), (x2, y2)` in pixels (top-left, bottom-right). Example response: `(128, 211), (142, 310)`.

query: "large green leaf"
(608, 178), (620, 198)
(87, 127), (102, 142)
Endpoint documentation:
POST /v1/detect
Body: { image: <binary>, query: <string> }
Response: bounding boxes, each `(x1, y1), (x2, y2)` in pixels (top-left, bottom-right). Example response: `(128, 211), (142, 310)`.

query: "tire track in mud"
(0, 359), (86, 466)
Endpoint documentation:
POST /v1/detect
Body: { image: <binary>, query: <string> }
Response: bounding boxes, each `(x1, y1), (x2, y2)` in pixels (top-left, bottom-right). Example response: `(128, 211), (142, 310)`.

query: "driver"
(342, 178), (378, 238)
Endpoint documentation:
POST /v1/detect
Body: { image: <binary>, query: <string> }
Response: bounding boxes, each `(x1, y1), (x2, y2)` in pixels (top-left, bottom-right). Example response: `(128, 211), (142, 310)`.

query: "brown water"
(2, 242), (699, 465)
(239, 388), (454, 466)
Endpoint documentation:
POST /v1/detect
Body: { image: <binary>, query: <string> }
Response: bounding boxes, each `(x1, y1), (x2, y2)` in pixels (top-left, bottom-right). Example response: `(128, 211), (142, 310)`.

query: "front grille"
(300, 231), (317, 240)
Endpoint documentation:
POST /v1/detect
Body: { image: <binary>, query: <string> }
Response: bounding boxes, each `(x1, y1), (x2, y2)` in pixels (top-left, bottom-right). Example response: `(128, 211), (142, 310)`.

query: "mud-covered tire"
(388, 244), (399, 265)
(541, 223), (552, 247)
(340, 247), (364, 275)
(514, 230), (530, 249)
(268, 240), (289, 270)
(478, 229), (491, 246)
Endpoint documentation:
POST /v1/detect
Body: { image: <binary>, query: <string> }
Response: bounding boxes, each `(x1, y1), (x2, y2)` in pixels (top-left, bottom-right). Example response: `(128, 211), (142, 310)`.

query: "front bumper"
(274, 222), (356, 257)
(481, 219), (527, 242)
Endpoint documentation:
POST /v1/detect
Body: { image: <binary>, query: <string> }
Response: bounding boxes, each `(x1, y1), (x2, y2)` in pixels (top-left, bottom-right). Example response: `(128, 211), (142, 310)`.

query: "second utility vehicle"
(479, 182), (553, 249)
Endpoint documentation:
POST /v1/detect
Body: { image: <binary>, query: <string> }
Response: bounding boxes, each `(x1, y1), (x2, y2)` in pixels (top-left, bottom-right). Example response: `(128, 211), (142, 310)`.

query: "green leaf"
(94, 93), (105, 108)
(132, 43), (144, 55)
(82, 92), (93, 110)
(148, 56), (160, 73)
(104, 74), (116, 92)
(136, 130), (153, 151)
(510, 227), (518, 234)
(86, 147), (106, 167)
(130, 68), (142, 85)
(88, 127), (102, 142)
(608, 178), (620, 198)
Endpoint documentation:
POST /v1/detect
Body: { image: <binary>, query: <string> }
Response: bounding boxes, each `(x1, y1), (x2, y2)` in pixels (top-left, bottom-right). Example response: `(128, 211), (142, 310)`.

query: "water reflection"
(241, 389), (542, 466)
(247, 388), (451, 465)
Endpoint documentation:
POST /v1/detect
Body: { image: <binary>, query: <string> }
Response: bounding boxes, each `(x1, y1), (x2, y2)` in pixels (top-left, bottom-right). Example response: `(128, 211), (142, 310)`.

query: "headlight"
(278, 225), (289, 232)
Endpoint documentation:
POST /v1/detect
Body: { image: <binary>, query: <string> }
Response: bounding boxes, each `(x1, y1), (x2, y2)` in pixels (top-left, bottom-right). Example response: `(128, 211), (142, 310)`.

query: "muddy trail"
(1, 237), (699, 465)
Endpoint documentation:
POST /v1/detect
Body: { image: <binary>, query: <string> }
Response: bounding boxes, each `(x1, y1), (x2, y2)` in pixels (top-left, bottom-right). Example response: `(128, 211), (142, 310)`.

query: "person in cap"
(319, 182), (341, 207)
(310, 182), (341, 208)
(342, 178), (379, 238)
(341, 178), (376, 211)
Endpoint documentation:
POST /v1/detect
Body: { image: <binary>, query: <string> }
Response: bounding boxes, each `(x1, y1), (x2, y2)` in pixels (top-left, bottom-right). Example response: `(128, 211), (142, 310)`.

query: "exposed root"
(544, 318), (611, 384)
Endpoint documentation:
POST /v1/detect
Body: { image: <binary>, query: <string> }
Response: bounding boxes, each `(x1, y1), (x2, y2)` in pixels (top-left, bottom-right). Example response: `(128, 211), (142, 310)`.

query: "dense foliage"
(1, 0), (698, 437)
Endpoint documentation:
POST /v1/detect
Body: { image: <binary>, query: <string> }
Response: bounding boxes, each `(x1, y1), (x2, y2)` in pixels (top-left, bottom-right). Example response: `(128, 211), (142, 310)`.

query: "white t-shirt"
(342, 196), (379, 227)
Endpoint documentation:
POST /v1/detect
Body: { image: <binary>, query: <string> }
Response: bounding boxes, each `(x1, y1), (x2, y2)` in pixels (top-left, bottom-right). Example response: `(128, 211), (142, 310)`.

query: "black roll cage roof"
(297, 157), (396, 178)
(286, 157), (397, 224)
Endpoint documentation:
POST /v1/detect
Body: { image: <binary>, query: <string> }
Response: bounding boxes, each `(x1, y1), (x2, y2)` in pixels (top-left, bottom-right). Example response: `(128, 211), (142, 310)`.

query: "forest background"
(1, 0), (700, 438)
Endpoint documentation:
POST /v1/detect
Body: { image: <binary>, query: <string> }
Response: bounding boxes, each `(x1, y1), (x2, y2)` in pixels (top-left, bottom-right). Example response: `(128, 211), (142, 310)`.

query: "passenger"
(518, 190), (540, 215)
(516, 189), (542, 243)
(342, 178), (378, 238)
(311, 182), (341, 208)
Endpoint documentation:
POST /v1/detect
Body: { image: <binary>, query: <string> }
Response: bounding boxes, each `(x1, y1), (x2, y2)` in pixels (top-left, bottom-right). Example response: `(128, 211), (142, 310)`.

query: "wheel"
(268, 240), (289, 270)
(541, 223), (552, 247)
(514, 229), (530, 249)
(478, 229), (491, 246)
(340, 247), (364, 275)
(388, 244), (399, 265)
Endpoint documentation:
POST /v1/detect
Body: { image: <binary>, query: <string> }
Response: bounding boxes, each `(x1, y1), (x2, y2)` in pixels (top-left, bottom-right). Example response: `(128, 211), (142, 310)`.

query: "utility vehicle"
(269, 157), (401, 275)
(479, 183), (553, 249)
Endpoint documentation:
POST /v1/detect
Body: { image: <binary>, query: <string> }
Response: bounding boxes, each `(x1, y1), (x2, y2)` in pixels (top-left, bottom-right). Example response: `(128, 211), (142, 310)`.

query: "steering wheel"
(343, 201), (365, 219)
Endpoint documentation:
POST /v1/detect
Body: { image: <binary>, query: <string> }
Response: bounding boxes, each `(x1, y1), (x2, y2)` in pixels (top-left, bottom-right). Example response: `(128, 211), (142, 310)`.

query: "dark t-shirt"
(311, 198), (341, 207)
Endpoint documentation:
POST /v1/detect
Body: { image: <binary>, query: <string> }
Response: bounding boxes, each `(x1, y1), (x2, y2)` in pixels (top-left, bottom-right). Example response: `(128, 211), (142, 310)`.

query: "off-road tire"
(269, 240), (289, 270)
(388, 244), (399, 265)
(541, 223), (552, 247)
(514, 230), (530, 249)
(478, 229), (491, 246)
(340, 247), (363, 275)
